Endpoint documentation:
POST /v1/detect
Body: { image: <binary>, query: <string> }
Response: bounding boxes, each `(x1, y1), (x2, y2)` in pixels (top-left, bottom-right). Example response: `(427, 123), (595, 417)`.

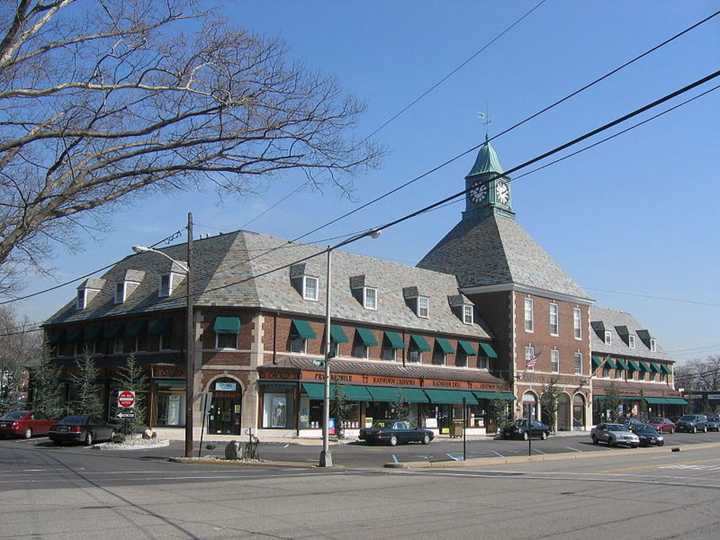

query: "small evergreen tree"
(486, 399), (511, 434)
(71, 352), (102, 417)
(30, 348), (63, 419)
(330, 384), (354, 437)
(113, 354), (147, 434)
(540, 379), (561, 432)
(603, 381), (622, 422)
(391, 392), (411, 422)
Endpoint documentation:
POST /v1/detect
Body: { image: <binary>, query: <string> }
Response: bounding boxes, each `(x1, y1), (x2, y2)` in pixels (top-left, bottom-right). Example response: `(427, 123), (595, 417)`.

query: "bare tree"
(0, 305), (41, 411)
(0, 1), (380, 294)
(676, 356), (720, 391)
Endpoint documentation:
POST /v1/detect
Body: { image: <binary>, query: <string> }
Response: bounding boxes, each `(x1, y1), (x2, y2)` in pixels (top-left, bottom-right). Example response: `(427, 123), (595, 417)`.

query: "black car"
(501, 420), (550, 441)
(705, 415), (720, 432)
(48, 415), (116, 446)
(630, 425), (665, 447)
(675, 415), (708, 433)
(359, 420), (433, 446)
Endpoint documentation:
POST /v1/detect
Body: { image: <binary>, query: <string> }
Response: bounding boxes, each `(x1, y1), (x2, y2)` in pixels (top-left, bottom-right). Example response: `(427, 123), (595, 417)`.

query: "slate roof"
(417, 213), (590, 300)
(267, 356), (508, 385)
(46, 230), (493, 340)
(590, 306), (672, 362)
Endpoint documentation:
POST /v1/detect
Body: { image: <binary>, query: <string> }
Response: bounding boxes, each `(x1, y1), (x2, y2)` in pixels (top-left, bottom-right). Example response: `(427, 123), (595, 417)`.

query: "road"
(2, 435), (720, 539)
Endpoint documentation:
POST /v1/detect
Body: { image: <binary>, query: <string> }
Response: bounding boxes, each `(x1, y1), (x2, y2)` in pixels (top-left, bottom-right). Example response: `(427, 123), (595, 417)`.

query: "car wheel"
(704, 427), (708, 433)
(693, 426), (697, 433)
(85, 432), (93, 447)
(389, 435), (398, 447)
(592, 436), (598, 445)
(670, 428), (674, 434)
(24, 428), (32, 439)
(541, 431), (548, 440)
(522, 432), (528, 441)
(422, 434), (430, 445)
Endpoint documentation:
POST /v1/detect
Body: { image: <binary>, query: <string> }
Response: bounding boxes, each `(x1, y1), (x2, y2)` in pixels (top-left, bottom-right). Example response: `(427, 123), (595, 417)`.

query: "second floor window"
(550, 349), (559, 373)
(525, 344), (535, 370)
(381, 344), (397, 361)
(432, 346), (446, 366)
(573, 307), (582, 340)
(477, 356), (488, 370)
(462, 305), (473, 325)
(114, 282), (125, 304)
(303, 276), (319, 301)
(289, 334), (306, 354)
(363, 287), (377, 310)
(604, 330), (612, 345)
(417, 296), (430, 318)
(455, 349), (467, 367)
(549, 303), (559, 336)
(351, 339), (368, 359)
(602, 367), (609, 378)
(216, 332), (238, 350)
(159, 274), (172, 297)
(408, 346), (422, 363)
(524, 297), (533, 332)
(574, 352), (583, 375)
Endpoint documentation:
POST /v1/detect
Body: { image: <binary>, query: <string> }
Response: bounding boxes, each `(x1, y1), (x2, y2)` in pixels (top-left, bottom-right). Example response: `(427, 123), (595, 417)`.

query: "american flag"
(526, 347), (538, 369)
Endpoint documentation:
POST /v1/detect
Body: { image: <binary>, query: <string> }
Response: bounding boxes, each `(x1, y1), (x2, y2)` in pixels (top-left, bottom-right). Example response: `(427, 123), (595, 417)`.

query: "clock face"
(496, 181), (510, 205)
(469, 181), (487, 203)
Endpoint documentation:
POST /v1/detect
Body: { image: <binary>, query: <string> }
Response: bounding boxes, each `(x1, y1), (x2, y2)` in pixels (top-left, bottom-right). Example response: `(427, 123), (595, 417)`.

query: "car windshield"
(637, 427), (659, 435)
(1, 411), (27, 420)
(606, 425), (626, 431)
(59, 415), (88, 425)
(708, 416), (720, 422)
(372, 421), (391, 429)
(679, 416), (695, 422)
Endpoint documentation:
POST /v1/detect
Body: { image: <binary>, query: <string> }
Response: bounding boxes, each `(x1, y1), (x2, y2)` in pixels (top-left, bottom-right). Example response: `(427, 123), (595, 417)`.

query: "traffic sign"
(117, 412), (136, 419)
(117, 390), (136, 409)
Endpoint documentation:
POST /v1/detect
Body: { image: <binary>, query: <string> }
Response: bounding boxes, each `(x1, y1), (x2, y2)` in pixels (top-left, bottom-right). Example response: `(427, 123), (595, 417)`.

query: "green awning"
(384, 331), (404, 349)
(125, 320), (147, 338)
(660, 364), (672, 375)
(591, 355), (604, 369)
(458, 340), (477, 356)
(366, 386), (429, 404)
(651, 363), (663, 373)
(330, 324), (349, 344)
(473, 390), (516, 401)
(83, 325), (102, 341)
(628, 360), (641, 371)
(148, 318), (171, 337)
(644, 397), (687, 406)
(65, 327), (83, 343)
(424, 389), (478, 405)
(356, 327), (378, 347)
(604, 357), (618, 369)
(410, 334), (431, 352)
(479, 343), (498, 358)
(594, 395), (639, 402)
(291, 320), (316, 339)
(616, 358), (629, 370)
(302, 382), (373, 402)
(435, 337), (455, 354)
(103, 323), (125, 339)
(214, 316), (241, 334)
(640, 361), (652, 372)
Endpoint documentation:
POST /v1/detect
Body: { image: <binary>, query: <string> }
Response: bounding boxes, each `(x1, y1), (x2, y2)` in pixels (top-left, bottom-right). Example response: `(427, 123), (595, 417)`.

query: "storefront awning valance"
(628, 360), (641, 372)
(660, 364), (672, 375)
(644, 397), (687, 406)
(356, 327), (378, 347)
(640, 361), (652, 372)
(383, 331), (404, 349)
(594, 395), (639, 402)
(366, 386), (429, 404)
(148, 318), (171, 337)
(591, 355), (603, 369)
(103, 323), (125, 339)
(473, 390), (516, 401)
(214, 316), (241, 334)
(125, 320), (147, 337)
(650, 363), (663, 373)
(435, 337), (455, 354)
(604, 357), (618, 369)
(410, 334), (431, 352)
(424, 389), (478, 405)
(330, 324), (349, 344)
(301, 382), (372, 402)
(616, 358), (629, 371)
(479, 343), (498, 359)
(458, 340), (477, 356)
(291, 319), (316, 339)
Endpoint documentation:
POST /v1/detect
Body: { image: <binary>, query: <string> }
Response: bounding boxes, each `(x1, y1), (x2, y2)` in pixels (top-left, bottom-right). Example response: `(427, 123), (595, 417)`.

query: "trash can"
(450, 419), (464, 438)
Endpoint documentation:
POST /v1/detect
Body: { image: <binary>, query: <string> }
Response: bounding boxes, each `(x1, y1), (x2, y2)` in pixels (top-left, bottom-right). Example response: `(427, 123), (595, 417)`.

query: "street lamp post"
(132, 212), (194, 458)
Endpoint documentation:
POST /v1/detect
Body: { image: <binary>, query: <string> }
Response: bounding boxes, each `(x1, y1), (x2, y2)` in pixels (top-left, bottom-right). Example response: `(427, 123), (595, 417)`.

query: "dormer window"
(463, 305), (474, 325)
(303, 276), (319, 301)
(114, 282), (126, 304)
(363, 287), (377, 310)
(650, 338), (657, 352)
(159, 274), (172, 297)
(628, 335), (636, 349)
(417, 296), (430, 318)
(604, 330), (612, 345)
(77, 289), (87, 310)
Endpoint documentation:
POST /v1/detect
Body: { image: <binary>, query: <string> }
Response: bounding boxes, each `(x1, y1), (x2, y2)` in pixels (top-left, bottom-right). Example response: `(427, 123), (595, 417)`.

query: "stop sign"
(117, 390), (135, 409)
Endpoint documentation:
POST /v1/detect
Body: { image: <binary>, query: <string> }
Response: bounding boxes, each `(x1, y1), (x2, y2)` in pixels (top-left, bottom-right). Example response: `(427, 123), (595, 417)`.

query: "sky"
(12, 0), (720, 364)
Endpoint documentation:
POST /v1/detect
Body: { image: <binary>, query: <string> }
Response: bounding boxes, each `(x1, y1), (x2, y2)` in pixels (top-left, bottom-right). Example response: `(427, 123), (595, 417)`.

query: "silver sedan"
(591, 423), (640, 448)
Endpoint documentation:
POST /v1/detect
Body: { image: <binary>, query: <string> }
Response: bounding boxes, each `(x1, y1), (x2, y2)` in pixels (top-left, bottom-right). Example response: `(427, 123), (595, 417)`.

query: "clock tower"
(463, 136), (515, 221)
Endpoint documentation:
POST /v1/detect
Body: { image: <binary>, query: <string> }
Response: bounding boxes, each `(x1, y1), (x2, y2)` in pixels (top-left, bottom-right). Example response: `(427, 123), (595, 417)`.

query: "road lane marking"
(532, 449), (545, 455)
(491, 450), (504, 457)
(392, 454), (399, 463)
(565, 447), (583, 453)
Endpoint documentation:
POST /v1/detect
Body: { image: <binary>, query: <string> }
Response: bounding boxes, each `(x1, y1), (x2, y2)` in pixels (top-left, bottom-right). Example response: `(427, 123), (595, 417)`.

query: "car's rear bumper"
(48, 432), (84, 443)
(0, 428), (23, 438)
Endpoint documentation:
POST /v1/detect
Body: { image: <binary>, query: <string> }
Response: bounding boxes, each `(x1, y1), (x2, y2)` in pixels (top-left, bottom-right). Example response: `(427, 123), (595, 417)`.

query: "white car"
(591, 423), (639, 448)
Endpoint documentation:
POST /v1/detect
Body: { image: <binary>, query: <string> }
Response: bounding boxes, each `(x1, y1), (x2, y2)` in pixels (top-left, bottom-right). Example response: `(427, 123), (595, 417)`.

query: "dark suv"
(705, 415), (720, 431)
(675, 415), (708, 433)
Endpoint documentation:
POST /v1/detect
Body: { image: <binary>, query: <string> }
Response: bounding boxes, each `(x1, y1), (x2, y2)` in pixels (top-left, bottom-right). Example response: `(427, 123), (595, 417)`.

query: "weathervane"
(477, 103), (492, 142)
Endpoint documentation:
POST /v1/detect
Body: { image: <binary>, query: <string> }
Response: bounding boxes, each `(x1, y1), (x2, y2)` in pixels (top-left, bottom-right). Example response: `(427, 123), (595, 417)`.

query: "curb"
(168, 456), (320, 469)
(383, 441), (720, 469)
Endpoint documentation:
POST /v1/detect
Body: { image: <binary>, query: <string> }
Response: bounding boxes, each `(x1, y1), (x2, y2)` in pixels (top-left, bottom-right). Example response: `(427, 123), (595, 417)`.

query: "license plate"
(56, 426), (68, 432)
(0, 423), (7, 428)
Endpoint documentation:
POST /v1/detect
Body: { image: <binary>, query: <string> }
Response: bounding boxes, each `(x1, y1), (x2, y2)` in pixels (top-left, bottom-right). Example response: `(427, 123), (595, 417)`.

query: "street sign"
(312, 359), (325, 367)
(117, 412), (136, 419)
(117, 390), (135, 409)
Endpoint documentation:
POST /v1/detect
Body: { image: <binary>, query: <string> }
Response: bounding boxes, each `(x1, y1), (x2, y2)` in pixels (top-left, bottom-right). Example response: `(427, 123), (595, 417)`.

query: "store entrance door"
(208, 378), (242, 435)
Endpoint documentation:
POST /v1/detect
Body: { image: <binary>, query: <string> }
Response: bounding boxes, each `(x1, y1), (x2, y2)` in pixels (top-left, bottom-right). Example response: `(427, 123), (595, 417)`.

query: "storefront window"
(477, 356), (488, 370)
(263, 393), (288, 427)
(157, 392), (185, 426)
(455, 349), (467, 367)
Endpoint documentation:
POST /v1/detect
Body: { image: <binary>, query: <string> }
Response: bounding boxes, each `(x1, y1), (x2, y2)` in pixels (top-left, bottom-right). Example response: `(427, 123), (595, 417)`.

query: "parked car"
(359, 420), (433, 446)
(48, 415), (116, 446)
(591, 423), (639, 448)
(675, 415), (709, 433)
(629, 424), (665, 447)
(0, 410), (55, 439)
(648, 417), (675, 434)
(501, 420), (551, 441)
(705, 415), (720, 432)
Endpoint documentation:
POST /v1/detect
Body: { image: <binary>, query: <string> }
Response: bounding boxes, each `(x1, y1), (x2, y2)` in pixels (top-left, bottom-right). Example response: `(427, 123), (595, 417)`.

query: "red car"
(0, 410), (56, 439)
(648, 417), (675, 434)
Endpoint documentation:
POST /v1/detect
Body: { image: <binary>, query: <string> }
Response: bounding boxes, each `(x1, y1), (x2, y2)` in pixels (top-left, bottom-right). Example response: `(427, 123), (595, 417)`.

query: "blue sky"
(15, 1), (720, 363)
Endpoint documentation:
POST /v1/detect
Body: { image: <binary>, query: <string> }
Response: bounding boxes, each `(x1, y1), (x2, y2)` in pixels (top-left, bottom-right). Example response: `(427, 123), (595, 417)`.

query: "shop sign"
(708, 394), (720, 401)
(259, 369), (297, 380)
(151, 365), (184, 379)
(426, 379), (467, 389)
(215, 382), (237, 392)
(366, 375), (420, 387)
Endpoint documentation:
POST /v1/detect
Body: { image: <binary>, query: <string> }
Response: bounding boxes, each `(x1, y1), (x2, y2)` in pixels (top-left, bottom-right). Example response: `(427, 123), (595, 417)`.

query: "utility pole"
(185, 212), (194, 458)
(319, 247), (333, 467)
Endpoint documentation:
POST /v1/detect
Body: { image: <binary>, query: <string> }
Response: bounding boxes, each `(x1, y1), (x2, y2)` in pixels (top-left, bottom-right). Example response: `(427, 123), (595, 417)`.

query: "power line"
(236, 1), (551, 229)
(232, 10), (720, 269)
(587, 286), (720, 308)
